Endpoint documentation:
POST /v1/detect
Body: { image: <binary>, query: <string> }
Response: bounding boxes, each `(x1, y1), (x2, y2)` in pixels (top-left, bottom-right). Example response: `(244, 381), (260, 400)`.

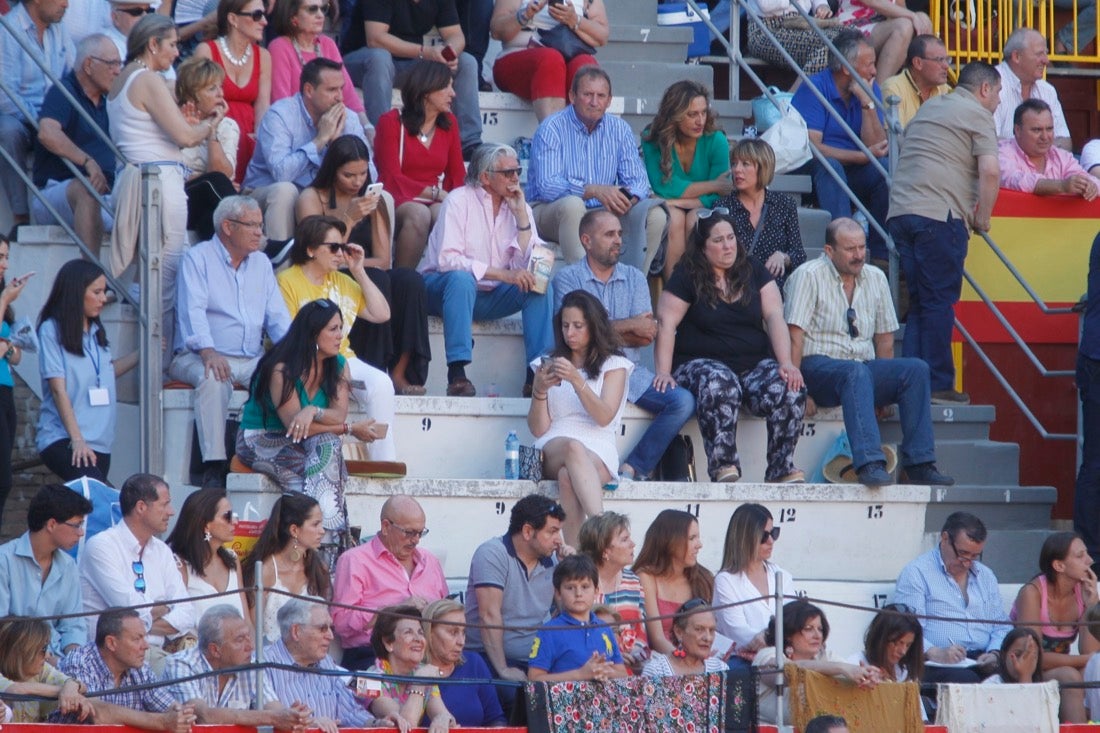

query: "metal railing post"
(139, 166), (164, 476)
(255, 560), (265, 710)
(775, 571), (786, 731)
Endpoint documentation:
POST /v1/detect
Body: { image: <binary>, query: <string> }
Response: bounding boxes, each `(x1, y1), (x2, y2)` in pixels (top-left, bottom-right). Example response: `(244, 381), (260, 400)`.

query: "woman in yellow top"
(277, 215), (398, 461)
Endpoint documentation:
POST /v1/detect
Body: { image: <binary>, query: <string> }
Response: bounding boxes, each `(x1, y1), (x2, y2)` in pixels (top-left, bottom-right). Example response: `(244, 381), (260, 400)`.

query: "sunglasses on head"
(761, 526), (781, 543)
(678, 597), (710, 615)
(312, 297), (338, 309)
(694, 206), (731, 235)
(233, 8), (267, 21)
(115, 6), (154, 16)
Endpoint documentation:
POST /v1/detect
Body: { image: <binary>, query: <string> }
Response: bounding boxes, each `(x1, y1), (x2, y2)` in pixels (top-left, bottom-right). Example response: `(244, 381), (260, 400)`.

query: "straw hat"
(822, 444), (898, 484)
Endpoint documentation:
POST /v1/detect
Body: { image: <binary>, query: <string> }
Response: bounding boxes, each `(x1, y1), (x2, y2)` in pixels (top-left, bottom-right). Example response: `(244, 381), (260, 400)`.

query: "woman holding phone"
(296, 136), (430, 395)
(0, 237), (30, 527)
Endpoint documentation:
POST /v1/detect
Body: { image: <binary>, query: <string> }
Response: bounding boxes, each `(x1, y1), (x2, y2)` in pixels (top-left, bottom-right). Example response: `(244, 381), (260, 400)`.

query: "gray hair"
(465, 143), (518, 186)
(212, 195), (260, 233)
(1002, 27), (1041, 60)
(197, 604), (244, 650)
(76, 33), (114, 70)
(125, 13), (176, 65)
(828, 28), (871, 73)
(277, 595), (326, 639)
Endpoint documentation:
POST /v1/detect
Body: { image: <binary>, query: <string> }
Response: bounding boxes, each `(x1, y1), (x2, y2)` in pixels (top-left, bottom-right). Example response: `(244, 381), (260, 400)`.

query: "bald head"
(379, 495), (427, 561)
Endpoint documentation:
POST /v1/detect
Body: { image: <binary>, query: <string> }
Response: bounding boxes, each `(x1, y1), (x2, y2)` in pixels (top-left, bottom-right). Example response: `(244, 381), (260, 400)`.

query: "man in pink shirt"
(331, 495), (449, 669)
(999, 99), (1099, 199)
(417, 142), (555, 397)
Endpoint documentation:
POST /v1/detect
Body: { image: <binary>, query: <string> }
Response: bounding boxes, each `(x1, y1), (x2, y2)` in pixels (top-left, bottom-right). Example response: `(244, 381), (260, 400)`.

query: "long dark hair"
(642, 80), (719, 184)
(248, 298), (345, 426)
(863, 608), (924, 681)
(682, 213), (754, 308)
(167, 487), (237, 577)
(243, 493), (331, 598)
(998, 627), (1044, 682)
(0, 237), (12, 325)
(290, 215), (347, 266)
(308, 134), (373, 200)
(765, 600), (830, 650)
(399, 60), (453, 138)
(550, 290), (623, 379)
(38, 259), (109, 355)
(633, 509), (714, 601)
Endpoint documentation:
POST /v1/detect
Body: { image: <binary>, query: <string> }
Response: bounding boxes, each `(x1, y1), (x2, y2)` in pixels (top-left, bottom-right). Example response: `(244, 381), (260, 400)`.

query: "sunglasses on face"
(221, 510), (237, 523)
(303, 2), (329, 13)
(761, 526), (781, 543)
(233, 8), (267, 21)
(321, 241), (348, 253)
(490, 167), (522, 178)
(115, 6), (154, 16)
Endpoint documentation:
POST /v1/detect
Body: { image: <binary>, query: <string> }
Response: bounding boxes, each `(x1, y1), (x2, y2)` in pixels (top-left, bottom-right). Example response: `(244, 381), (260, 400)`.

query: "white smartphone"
(365, 182), (384, 196)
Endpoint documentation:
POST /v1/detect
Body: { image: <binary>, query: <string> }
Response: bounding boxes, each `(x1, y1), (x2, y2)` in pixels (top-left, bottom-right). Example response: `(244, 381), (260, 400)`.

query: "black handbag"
(654, 434), (696, 482)
(538, 23), (596, 61)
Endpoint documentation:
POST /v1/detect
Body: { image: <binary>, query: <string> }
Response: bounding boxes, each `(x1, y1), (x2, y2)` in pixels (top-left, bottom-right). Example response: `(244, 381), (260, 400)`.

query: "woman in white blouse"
(713, 503), (796, 668)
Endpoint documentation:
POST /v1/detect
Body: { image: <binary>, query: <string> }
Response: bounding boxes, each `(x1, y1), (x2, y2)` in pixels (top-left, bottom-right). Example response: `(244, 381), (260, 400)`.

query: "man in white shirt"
(994, 27), (1072, 150)
(79, 473), (194, 673)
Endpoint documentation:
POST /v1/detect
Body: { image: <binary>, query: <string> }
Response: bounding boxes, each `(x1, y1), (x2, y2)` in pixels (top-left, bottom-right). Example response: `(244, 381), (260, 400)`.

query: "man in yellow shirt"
(881, 35), (952, 128)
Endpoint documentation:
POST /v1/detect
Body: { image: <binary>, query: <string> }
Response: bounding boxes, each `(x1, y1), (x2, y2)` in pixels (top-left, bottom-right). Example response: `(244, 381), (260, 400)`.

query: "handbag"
(538, 23), (596, 61)
(519, 444), (544, 481)
(760, 102), (812, 175)
(751, 86), (795, 133)
(654, 434), (696, 482)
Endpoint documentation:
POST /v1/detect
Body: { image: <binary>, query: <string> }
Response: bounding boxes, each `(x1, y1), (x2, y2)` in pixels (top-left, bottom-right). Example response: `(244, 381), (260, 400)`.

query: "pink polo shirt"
(332, 535), (449, 649)
(998, 137), (1088, 193)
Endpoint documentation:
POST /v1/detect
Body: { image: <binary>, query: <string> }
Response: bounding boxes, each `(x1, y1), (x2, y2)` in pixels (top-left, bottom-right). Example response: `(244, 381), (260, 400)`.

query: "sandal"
(395, 384), (427, 396)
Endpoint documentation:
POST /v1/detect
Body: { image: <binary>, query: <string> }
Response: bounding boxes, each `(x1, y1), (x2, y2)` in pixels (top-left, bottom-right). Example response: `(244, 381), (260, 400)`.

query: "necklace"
(133, 59), (147, 70)
(217, 36), (252, 67)
(292, 36), (322, 67)
(417, 127), (433, 144)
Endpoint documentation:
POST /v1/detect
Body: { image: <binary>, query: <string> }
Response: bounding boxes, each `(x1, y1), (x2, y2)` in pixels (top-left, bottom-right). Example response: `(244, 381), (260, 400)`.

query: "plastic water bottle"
(504, 430), (520, 480)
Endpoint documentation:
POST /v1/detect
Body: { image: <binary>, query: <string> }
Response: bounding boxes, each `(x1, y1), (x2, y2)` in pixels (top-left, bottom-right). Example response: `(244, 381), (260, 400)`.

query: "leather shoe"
(446, 378), (476, 397)
(856, 461), (893, 487)
(931, 389), (970, 405)
(901, 462), (955, 486)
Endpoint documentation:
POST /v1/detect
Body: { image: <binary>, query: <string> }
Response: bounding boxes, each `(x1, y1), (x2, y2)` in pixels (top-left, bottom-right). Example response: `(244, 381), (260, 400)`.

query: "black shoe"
(856, 461), (893, 487)
(478, 78), (493, 92)
(901, 462), (955, 486)
(200, 461), (228, 488)
(931, 389), (970, 405)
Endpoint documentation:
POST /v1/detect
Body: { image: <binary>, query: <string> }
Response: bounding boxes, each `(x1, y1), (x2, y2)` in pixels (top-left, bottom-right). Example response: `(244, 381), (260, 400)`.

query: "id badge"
(89, 387), (111, 406)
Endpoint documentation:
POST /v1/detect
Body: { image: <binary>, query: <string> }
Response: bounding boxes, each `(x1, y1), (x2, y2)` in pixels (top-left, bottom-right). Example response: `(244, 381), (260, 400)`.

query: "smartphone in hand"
(440, 45), (457, 62)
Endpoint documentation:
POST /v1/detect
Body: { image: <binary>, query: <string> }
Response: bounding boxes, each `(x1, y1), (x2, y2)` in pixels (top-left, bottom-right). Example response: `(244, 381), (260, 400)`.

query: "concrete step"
(598, 24), (700, 64)
(604, 0), (659, 23)
(925, 439), (1020, 486)
(605, 62), (714, 130)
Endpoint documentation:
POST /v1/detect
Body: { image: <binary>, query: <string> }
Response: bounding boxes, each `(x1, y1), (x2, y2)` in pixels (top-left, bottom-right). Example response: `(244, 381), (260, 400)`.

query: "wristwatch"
(862, 100), (876, 110)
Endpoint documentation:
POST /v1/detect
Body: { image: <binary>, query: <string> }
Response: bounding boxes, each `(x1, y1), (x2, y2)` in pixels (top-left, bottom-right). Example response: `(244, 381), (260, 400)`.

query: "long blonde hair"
(643, 80), (720, 184)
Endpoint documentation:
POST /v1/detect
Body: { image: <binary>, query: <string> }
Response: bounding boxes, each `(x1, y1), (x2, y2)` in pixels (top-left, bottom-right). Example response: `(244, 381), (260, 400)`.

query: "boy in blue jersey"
(527, 554), (628, 682)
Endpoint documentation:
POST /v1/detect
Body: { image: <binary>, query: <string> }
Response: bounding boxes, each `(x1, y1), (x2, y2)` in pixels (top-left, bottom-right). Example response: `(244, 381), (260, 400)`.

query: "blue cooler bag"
(64, 476), (122, 559)
(657, 2), (712, 58)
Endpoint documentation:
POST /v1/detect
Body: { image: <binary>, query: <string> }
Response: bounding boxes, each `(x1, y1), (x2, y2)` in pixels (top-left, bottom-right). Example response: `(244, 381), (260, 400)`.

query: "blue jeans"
(343, 47), (483, 150)
(1076, 353), (1100, 558)
(889, 213), (968, 392)
(622, 384), (696, 478)
(423, 271), (554, 365)
(801, 354), (935, 470)
(812, 156), (890, 261)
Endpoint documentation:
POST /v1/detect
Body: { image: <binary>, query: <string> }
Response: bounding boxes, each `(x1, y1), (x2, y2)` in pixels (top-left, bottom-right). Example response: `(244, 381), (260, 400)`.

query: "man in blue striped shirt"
(527, 66), (667, 276)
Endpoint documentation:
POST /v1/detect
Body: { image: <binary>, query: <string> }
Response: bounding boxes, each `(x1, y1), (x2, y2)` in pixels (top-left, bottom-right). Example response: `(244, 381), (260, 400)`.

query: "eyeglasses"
(920, 55), (950, 64)
(386, 520), (429, 539)
(760, 526), (781, 544)
(303, 3), (329, 13)
(322, 241), (347, 253)
(90, 56), (124, 68)
(846, 307), (859, 339)
(221, 510), (238, 523)
(228, 218), (264, 231)
(949, 535), (983, 564)
(308, 622), (335, 633)
(62, 519), (86, 530)
(233, 8), (267, 21)
(490, 167), (522, 178)
(132, 560), (146, 593)
(114, 6), (154, 15)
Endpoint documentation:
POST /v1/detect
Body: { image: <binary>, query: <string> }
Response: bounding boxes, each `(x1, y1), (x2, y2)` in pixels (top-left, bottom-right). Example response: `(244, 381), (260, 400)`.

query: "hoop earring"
(290, 538), (303, 562)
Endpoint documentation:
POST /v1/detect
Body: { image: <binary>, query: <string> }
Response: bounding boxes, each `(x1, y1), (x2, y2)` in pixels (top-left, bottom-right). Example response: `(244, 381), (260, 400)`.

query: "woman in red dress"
(195, 0), (272, 183)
